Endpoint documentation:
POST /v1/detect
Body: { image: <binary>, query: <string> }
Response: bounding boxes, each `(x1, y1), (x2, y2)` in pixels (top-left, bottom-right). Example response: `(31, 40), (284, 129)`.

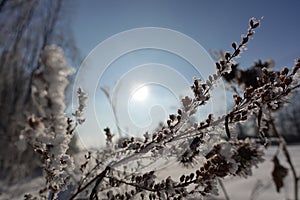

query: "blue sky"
(66, 1), (300, 148)
(69, 1), (300, 68)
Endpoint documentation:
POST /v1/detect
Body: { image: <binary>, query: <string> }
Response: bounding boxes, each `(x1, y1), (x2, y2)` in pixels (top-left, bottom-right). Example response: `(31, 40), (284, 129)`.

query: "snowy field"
(0, 145), (299, 200)
(217, 145), (300, 200)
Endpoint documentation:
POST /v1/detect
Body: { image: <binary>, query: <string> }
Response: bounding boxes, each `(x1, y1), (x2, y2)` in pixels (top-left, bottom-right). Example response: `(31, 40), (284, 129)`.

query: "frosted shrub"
(22, 18), (300, 200)
(22, 46), (76, 197)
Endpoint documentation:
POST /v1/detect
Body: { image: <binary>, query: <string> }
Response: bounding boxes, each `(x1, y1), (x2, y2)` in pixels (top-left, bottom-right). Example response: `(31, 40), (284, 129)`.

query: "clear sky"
(66, 1), (300, 148)
(68, 0), (300, 68)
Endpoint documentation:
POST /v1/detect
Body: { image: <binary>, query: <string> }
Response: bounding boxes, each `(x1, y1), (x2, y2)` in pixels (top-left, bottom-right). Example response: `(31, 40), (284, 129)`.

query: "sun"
(132, 86), (149, 102)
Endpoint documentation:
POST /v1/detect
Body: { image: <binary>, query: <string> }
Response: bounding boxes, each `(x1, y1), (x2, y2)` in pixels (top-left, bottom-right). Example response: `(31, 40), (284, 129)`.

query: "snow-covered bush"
(22, 45), (76, 198)
(17, 18), (300, 200)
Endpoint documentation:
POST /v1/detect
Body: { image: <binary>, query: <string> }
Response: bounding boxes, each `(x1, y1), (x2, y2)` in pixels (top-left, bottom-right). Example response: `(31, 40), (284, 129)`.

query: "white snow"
(217, 145), (300, 200)
(0, 145), (299, 200)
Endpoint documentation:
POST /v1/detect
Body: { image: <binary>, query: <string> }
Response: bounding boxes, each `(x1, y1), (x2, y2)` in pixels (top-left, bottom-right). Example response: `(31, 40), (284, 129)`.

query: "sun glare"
(132, 86), (149, 102)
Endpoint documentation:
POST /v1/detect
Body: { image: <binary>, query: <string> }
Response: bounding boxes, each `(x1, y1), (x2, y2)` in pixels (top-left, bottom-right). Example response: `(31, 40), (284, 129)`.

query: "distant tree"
(275, 92), (300, 143)
(0, 0), (79, 183)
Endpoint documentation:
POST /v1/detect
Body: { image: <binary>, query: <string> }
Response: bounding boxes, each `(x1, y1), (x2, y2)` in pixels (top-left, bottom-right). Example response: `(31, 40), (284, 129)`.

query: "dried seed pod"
(167, 119), (171, 127)
(233, 94), (242, 105)
(169, 114), (176, 121)
(189, 173), (195, 180)
(180, 175), (185, 182)
(225, 52), (231, 60)
(232, 42), (237, 50)
(177, 115), (181, 121)
(284, 77), (292, 85)
(242, 36), (249, 44)
(177, 109), (182, 115)
(281, 67), (289, 75)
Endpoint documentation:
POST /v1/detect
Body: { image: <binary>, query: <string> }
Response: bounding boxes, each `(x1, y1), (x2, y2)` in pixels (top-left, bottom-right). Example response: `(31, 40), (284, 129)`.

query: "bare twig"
(269, 113), (299, 200)
(218, 178), (230, 200)
(70, 166), (110, 200)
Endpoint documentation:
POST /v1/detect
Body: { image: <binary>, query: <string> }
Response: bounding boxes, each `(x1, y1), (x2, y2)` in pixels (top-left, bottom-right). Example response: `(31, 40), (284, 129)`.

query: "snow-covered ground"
(0, 145), (299, 200)
(218, 145), (300, 200)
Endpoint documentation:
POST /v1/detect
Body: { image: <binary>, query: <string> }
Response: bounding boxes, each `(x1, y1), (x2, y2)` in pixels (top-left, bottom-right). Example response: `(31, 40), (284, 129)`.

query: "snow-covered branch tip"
(73, 87), (88, 125)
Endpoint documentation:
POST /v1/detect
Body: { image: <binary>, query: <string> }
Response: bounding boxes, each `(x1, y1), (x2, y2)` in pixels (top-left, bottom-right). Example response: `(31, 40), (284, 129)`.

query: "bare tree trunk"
(0, 0), (8, 12)
(24, 0), (64, 103)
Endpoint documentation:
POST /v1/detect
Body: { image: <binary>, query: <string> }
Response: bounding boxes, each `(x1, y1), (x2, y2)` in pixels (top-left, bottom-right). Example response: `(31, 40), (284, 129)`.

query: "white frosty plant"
(21, 45), (80, 197)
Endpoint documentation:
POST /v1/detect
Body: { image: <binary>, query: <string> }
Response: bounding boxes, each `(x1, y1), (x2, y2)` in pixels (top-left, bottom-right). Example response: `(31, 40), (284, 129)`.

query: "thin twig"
(218, 178), (230, 200)
(269, 113), (298, 200)
(70, 166), (110, 200)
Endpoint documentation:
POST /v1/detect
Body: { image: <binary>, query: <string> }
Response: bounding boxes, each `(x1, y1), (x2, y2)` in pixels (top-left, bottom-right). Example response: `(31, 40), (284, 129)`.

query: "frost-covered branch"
(17, 18), (300, 200)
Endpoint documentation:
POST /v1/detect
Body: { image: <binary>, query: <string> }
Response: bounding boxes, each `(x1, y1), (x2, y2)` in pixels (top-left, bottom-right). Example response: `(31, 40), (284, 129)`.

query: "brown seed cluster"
(232, 140), (264, 176)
